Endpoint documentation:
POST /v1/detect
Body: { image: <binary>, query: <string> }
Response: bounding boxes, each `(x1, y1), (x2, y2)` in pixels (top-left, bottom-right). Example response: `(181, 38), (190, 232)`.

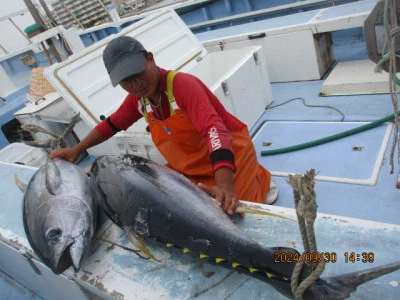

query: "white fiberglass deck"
(1, 78), (400, 299)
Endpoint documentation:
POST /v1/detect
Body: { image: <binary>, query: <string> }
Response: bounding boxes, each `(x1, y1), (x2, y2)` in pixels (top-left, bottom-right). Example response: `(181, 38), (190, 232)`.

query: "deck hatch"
(253, 121), (392, 186)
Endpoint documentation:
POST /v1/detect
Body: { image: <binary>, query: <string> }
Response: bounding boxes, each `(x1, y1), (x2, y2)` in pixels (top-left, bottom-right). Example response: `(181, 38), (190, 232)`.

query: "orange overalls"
(141, 71), (271, 203)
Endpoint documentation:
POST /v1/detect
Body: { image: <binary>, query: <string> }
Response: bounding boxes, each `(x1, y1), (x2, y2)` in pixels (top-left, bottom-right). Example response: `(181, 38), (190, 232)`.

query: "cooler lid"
(14, 92), (61, 115)
(44, 9), (207, 128)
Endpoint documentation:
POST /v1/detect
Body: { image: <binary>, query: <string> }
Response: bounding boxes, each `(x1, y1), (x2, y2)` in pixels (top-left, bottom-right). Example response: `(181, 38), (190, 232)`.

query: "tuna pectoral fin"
(14, 174), (27, 193)
(237, 201), (296, 222)
(45, 159), (62, 195)
(89, 172), (119, 225)
(124, 226), (160, 262)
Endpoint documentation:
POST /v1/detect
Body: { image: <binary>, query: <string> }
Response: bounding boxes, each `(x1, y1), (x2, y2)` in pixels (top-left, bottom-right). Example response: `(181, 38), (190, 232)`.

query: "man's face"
(119, 53), (159, 99)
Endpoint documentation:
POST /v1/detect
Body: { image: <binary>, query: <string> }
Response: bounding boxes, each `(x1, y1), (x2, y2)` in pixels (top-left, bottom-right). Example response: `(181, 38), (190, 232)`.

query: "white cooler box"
(44, 9), (272, 164)
(195, 10), (336, 83)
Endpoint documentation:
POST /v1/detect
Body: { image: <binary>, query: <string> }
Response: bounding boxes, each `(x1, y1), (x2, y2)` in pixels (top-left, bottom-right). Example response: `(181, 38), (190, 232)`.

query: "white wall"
(0, 65), (17, 97)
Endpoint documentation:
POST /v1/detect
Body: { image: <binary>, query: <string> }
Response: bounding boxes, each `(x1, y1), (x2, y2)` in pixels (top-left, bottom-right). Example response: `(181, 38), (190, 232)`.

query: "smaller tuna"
(15, 158), (97, 274)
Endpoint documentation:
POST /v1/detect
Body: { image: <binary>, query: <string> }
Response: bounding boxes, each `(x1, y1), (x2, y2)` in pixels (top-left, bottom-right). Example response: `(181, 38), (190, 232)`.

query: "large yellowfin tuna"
(90, 154), (400, 299)
(16, 158), (97, 274)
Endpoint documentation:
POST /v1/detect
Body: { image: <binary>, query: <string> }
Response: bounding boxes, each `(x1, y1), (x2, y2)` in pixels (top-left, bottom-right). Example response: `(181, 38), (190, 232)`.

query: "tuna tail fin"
(310, 262), (400, 299)
(124, 226), (161, 262)
(14, 174), (27, 192)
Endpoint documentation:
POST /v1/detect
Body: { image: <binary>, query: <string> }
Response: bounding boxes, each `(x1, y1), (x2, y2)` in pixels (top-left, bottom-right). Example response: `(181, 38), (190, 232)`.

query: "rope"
(20, 113), (81, 150)
(266, 97), (345, 121)
(287, 169), (326, 299)
(374, 0), (400, 174)
(291, 260), (326, 300)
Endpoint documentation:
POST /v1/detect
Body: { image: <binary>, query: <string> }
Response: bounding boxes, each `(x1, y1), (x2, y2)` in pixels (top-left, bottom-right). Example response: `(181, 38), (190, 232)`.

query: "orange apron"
(142, 72), (271, 203)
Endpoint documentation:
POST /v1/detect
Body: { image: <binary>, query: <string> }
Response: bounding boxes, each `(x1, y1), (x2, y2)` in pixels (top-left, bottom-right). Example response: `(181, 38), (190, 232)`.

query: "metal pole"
(23, 0), (63, 62)
(38, 0), (58, 26)
(0, 43), (7, 54)
(9, 18), (31, 43)
(23, 0), (49, 32)
(38, 0), (73, 56)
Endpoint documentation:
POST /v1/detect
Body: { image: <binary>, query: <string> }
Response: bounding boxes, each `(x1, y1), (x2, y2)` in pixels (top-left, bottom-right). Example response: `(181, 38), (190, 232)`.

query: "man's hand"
(49, 147), (79, 163)
(49, 127), (106, 163)
(198, 167), (239, 215)
(198, 182), (239, 215)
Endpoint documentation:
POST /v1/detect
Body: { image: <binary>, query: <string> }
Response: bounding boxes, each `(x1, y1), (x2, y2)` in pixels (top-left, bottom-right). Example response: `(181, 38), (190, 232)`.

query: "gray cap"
(103, 36), (147, 87)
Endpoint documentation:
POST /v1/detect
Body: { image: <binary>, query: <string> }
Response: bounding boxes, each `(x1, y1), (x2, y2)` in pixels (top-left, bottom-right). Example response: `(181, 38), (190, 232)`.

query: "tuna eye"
(46, 228), (62, 240)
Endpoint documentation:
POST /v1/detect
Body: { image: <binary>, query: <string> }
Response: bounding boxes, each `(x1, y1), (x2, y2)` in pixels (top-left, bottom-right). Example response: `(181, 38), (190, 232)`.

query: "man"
(50, 36), (278, 215)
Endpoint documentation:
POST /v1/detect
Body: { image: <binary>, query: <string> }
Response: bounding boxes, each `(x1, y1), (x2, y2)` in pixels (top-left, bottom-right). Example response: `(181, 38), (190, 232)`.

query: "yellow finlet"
(232, 262), (241, 268)
(266, 272), (275, 278)
(200, 254), (209, 259)
(215, 258), (226, 263)
(183, 248), (190, 253)
(166, 243), (174, 247)
(283, 277), (289, 281)
(249, 267), (259, 273)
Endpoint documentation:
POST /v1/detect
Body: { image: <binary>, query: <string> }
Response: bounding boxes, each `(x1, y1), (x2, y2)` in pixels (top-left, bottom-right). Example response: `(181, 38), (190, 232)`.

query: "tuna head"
(22, 159), (96, 275)
(38, 197), (94, 273)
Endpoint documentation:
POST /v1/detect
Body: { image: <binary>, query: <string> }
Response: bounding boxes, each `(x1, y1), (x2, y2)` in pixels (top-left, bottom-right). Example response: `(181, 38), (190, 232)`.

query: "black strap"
(106, 116), (121, 133)
(210, 148), (235, 165)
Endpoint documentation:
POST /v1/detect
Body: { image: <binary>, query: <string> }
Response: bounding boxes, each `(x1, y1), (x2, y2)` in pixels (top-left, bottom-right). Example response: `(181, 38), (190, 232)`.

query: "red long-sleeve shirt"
(95, 68), (245, 171)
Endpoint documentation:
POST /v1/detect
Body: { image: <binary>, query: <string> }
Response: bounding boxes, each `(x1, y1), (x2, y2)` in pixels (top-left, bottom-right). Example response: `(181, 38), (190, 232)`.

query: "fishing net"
(27, 67), (57, 102)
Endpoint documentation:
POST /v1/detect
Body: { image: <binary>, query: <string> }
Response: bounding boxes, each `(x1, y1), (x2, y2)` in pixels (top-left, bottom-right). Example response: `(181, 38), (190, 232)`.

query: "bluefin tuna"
(90, 154), (400, 299)
(16, 158), (97, 274)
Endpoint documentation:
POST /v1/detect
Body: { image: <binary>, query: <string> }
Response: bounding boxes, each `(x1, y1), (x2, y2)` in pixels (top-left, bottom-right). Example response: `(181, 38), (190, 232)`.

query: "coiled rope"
(374, 0), (400, 174)
(287, 169), (326, 300)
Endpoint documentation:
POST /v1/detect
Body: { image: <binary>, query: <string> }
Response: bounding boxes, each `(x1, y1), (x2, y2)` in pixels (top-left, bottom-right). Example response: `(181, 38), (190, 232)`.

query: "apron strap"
(167, 71), (178, 116)
(140, 97), (150, 123)
(142, 71), (179, 123)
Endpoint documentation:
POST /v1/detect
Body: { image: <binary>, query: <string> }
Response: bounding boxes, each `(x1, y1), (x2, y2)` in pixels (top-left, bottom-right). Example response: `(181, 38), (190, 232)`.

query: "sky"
(0, 0), (28, 18)
(0, 0), (50, 54)
(0, 0), (56, 18)
(0, 0), (35, 55)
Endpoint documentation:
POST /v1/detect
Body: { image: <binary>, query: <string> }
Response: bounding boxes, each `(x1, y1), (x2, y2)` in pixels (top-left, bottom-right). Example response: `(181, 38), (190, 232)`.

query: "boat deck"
(1, 77), (400, 299)
(1, 158), (399, 299)
(252, 79), (400, 226)
(1, 0), (399, 298)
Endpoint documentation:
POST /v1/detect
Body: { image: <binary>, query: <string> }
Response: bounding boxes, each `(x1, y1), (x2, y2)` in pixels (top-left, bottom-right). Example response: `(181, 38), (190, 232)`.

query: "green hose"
(260, 112), (399, 156)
